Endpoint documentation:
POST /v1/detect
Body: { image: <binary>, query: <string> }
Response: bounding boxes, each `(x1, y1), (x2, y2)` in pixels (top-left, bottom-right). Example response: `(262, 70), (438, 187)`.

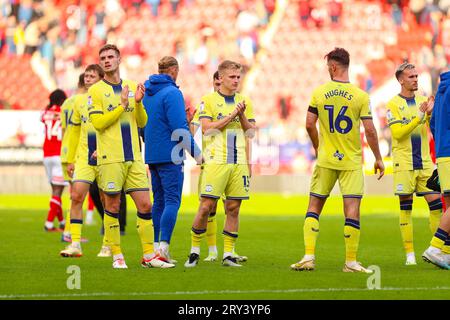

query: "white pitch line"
(1, 286), (450, 299)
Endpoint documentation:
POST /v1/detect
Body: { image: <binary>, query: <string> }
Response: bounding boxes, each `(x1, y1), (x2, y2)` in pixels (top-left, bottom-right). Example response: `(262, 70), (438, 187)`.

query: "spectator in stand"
(91, 3), (107, 40)
(409, 0), (426, 25)
(132, 0), (143, 11)
(310, 1), (327, 28)
(5, 15), (16, 54)
(298, 0), (311, 28)
(18, 0), (33, 26)
(264, 0), (276, 20)
(388, 0), (403, 27)
(278, 94), (293, 120)
(146, 0), (160, 17)
(1, 1), (12, 18)
(328, 0), (343, 27)
(0, 19), (5, 53)
(170, 0), (180, 16)
(23, 19), (40, 55)
(13, 20), (25, 55)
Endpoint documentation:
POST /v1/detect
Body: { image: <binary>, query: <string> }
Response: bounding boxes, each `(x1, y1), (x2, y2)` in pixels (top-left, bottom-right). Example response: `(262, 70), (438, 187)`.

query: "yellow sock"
(303, 212), (320, 255)
(442, 243), (450, 254)
(64, 210), (71, 234)
(70, 219), (83, 243)
(344, 219), (360, 262)
(223, 230), (238, 256)
(206, 213), (217, 248)
(399, 199), (414, 254)
(137, 212), (154, 255)
(430, 228), (448, 249)
(428, 199), (443, 234)
(191, 227), (206, 252)
(104, 210), (121, 255)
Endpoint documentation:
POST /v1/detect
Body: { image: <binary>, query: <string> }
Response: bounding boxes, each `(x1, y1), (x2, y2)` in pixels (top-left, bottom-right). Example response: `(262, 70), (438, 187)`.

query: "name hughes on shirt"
(324, 89), (353, 101)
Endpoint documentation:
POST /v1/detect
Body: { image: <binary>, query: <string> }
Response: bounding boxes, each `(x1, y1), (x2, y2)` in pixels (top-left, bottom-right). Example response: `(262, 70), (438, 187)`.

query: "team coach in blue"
(143, 56), (202, 264)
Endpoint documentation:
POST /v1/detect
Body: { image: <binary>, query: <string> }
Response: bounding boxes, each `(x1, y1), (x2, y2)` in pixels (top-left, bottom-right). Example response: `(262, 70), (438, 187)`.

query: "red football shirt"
(41, 105), (62, 157)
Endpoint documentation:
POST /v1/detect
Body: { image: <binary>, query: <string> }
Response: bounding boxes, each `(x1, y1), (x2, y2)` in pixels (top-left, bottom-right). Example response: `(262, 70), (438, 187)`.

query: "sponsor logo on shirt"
(333, 150), (344, 161)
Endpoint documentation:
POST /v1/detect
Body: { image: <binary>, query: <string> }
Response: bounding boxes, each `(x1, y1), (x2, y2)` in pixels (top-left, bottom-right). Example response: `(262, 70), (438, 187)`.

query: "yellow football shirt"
(60, 94), (76, 163)
(309, 80), (372, 170)
(70, 93), (98, 165)
(87, 79), (147, 165)
(386, 94), (432, 172)
(198, 91), (255, 164)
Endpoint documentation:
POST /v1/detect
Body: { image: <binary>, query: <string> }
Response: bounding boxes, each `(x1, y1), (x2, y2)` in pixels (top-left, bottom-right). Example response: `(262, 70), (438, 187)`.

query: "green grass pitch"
(0, 193), (449, 300)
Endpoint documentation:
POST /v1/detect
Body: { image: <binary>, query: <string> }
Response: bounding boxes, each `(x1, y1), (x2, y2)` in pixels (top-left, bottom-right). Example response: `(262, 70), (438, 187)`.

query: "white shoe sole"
(290, 260), (315, 271)
(422, 252), (450, 269)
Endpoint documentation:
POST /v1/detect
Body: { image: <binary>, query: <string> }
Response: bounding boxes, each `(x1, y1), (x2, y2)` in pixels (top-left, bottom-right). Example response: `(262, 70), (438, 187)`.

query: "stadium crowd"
(3, 0), (450, 173)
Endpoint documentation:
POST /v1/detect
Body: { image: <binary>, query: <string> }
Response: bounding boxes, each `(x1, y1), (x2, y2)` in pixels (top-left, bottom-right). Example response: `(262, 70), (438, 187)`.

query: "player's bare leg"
(291, 195), (326, 271)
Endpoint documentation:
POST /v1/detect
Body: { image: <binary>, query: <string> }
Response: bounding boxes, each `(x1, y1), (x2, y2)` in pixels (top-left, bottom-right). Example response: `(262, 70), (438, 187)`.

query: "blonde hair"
(218, 60), (242, 76)
(158, 56), (179, 74)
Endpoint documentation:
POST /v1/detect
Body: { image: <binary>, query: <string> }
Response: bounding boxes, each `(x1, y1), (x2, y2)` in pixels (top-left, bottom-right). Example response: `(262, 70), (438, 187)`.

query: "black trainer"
(184, 253), (200, 268)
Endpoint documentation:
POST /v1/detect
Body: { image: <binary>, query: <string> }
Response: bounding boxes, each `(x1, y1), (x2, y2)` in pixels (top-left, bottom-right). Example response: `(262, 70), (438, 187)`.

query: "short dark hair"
(78, 73), (85, 89)
(325, 47), (350, 67)
(395, 62), (415, 80)
(213, 71), (219, 80)
(85, 64), (105, 78)
(99, 44), (120, 57)
(47, 89), (67, 109)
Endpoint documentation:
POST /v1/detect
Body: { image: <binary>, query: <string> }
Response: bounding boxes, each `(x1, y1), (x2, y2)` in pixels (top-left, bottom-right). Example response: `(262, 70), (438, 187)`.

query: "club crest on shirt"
(107, 182), (115, 190)
(107, 104), (116, 112)
(205, 185), (213, 193)
(396, 184), (404, 192)
(128, 91), (135, 98)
